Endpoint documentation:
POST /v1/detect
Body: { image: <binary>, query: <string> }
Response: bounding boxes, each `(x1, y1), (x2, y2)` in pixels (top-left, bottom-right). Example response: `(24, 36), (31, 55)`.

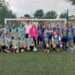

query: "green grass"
(0, 52), (75, 75)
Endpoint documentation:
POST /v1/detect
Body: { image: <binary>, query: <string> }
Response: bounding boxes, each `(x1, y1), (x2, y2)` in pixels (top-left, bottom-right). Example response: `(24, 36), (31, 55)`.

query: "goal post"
(5, 18), (66, 24)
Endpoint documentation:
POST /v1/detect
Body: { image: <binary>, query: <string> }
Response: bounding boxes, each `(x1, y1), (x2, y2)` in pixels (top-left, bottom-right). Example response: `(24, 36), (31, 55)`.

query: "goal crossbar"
(5, 18), (66, 24)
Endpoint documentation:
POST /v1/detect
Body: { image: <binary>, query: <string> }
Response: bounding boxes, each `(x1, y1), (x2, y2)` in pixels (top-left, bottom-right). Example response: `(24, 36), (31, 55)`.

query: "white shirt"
(25, 24), (32, 34)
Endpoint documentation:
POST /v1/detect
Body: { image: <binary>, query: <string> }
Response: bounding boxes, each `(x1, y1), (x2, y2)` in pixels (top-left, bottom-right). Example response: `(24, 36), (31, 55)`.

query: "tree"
(59, 12), (68, 18)
(67, 0), (75, 5)
(0, 1), (16, 27)
(44, 11), (57, 19)
(34, 9), (44, 18)
(69, 0), (75, 4)
(24, 14), (31, 18)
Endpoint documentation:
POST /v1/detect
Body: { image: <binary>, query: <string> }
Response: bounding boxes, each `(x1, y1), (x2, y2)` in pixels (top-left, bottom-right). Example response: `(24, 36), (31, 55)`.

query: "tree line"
(24, 9), (71, 19)
(0, 0), (74, 27)
(24, 0), (75, 19)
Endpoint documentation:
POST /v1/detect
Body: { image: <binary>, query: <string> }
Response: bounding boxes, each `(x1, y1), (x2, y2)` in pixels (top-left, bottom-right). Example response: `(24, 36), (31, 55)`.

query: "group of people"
(0, 21), (75, 53)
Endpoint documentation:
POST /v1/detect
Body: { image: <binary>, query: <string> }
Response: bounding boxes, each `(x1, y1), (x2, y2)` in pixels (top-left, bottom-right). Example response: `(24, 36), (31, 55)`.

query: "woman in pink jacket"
(29, 24), (38, 48)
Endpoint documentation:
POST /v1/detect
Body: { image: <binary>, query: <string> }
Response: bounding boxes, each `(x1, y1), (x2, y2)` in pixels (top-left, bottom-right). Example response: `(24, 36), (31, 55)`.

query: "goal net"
(4, 18), (66, 48)
(4, 18), (66, 36)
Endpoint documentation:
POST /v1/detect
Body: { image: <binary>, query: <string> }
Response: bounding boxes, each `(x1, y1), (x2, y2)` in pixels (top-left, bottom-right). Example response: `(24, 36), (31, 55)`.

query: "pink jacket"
(29, 25), (38, 39)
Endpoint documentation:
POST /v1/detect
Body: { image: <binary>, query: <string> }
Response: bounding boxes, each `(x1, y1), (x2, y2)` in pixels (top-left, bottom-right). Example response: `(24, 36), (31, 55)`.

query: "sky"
(5, 0), (75, 17)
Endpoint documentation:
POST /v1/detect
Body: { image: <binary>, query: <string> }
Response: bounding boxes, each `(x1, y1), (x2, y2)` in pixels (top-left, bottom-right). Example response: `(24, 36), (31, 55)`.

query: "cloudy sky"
(5, 0), (75, 17)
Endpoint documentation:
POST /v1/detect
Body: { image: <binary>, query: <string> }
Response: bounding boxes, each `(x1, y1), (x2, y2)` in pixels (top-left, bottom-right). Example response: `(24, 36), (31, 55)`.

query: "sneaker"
(33, 47), (37, 52)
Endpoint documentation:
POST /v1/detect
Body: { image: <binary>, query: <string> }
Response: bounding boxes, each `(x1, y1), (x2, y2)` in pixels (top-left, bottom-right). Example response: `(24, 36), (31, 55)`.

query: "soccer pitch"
(0, 52), (75, 75)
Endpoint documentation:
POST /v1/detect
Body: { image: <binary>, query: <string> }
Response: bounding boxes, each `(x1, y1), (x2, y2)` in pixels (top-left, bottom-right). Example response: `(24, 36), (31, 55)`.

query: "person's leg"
(37, 36), (40, 48)
(73, 37), (75, 47)
(52, 42), (57, 52)
(2, 45), (8, 53)
(30, 46), (34, 51)
(33, 37), (37, 47)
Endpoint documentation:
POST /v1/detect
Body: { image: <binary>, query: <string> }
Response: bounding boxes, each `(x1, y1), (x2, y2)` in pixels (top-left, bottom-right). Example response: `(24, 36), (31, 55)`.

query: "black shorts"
(25, 34), (29, 38)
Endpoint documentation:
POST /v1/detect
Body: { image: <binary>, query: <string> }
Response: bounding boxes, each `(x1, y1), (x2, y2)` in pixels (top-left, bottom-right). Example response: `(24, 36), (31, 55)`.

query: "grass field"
(0, 52), (75, 75)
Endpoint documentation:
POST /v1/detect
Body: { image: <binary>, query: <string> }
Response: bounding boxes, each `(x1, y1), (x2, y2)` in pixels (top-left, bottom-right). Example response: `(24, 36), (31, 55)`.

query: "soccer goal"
(4, 18), (67, 49)
(4, 18), (66, 36)
(4, 18), (66, 37)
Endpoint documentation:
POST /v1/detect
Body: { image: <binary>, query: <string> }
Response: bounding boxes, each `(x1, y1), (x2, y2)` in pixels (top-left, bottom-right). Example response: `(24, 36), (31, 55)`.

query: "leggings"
(33, 37), (37, 47)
